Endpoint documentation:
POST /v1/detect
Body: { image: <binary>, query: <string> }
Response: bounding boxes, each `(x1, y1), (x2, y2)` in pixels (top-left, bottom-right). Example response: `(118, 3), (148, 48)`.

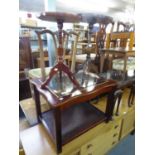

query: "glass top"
(47, 71), (101, 98)
(46, 69), (134, 98)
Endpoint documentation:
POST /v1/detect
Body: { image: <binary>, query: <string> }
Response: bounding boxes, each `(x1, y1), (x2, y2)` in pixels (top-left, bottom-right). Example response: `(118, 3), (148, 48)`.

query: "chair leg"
(128, 85), (135, 107)
(114, 89), (123, 116)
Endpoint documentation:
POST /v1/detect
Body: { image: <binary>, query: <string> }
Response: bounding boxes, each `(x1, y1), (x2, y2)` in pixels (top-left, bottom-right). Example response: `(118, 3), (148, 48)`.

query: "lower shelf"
(41, 102), (106, 145)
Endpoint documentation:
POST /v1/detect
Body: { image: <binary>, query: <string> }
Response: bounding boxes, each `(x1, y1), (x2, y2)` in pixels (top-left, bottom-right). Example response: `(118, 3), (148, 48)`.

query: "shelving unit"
(19, 25), (48, 53)
(19, 25), (49, 68)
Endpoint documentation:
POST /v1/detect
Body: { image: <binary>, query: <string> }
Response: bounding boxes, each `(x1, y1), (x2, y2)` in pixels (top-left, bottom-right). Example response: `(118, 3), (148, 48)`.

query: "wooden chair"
(74, 19), (115, 73)
(95, 20), (114, 72)
(129, 24), (135, 32)
(28, 29), (79, 79)
(105, 31), (135, 72)
(106, 31), (134, 49)
(64, 31), (80, 73)
(117, 21), (129, 32)
(117, 22), (135, 32)
(19, 37), (33, 77)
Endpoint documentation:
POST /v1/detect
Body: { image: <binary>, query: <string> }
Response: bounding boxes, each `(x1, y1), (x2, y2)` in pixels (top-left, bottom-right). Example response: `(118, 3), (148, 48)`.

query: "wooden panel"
(120, 108), (135, 139)
(80, 119), (121, 155)
(19, 78), (32, 100)
(110, 32), (130, 40)
(19, 37), (33, 70)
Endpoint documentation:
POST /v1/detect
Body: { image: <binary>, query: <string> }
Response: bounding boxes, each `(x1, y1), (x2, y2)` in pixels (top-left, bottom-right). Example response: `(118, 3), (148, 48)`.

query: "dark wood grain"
(31, 78), (117, 109)
(38, 12), (81, 23)
(19, 37), (33, 70)
(41, 102), (106, 145)
(33, 84), (42, 123)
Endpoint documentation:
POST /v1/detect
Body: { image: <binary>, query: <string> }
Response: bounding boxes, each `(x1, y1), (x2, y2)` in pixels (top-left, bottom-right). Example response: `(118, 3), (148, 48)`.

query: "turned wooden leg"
(128, 85), (135, 107)
(115, 89), (123, 116)
(106, 91), (116, 122)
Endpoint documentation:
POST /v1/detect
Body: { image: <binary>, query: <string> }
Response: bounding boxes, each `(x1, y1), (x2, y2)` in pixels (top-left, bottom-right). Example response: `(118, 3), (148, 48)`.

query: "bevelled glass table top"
(31, 69), (134, 108)
(39, 69), (134, 99)
(47, 71), (101, 98)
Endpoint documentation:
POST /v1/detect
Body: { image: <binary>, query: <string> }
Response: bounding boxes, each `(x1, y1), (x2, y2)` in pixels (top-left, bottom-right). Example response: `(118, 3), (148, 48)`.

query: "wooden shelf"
(20, 24), (46, 29)
(41, 102), (106, 145)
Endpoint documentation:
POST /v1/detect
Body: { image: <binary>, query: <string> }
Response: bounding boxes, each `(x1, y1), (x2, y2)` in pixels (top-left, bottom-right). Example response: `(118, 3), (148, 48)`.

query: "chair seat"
(112, 58), (135, 70)
(28, 67), (52, 79)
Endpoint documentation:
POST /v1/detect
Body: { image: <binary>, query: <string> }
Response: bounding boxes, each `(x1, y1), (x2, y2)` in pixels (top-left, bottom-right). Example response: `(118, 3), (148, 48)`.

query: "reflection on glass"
(47, 71), (99, 98)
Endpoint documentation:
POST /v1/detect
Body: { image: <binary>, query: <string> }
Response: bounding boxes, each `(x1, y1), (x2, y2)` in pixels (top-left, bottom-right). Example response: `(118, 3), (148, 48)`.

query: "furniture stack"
(19, 12), (135, 155)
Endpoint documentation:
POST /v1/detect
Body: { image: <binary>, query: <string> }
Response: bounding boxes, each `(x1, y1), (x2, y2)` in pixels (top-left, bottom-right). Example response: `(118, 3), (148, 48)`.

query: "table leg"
(33, 84), (42, 123)
(54, 108), (62, 153)
(105, 91), (116, 121)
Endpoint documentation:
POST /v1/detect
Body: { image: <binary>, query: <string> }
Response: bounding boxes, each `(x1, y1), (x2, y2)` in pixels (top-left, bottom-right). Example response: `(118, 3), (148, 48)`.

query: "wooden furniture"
(19, 37), (33, 100)
(117, 21), (128, 32)
(19, 25), (48, 69)
(100, 31), (135, 73)
(32, 29), (79, 74)
(20, 69), (135, 155)
(30, 67), (135, 154)
(107, 31), (135, 49)
(36, 56), (49, 67)
(35, 12), (82, 90)
(29, 12), (118, 154)
(20, 87), (135, 155)
(19, 25), (47, 52)
(76, 13), (99, 74)
(117, 22), (135, 32)
(71, 14), (114, 74)
(19, 77), (32, 101)
(20, 119), (121, 155)
(100, 69), (135, 115)
(129, 24), (135, 32)
(94, 17), (114, 72)
(19, 37), (33, 71)
(63, 31), (80, 73)
(31, 70), (118, 153)
(100, 47), (135, 73)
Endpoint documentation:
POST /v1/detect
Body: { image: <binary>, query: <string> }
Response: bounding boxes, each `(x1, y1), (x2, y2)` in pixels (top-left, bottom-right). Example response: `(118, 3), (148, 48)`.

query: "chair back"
(106, 31), (135, 49)
(35, 30), (57, 80)
(95, 20), (114, 55)
(68, 31), (79, 73)
(117, 21), (135, 32)
(36, 29), (79, 79)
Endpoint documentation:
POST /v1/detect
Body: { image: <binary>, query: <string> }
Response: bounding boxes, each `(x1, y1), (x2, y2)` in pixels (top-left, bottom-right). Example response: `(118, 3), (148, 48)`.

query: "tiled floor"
(107, 134), (135, 155)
